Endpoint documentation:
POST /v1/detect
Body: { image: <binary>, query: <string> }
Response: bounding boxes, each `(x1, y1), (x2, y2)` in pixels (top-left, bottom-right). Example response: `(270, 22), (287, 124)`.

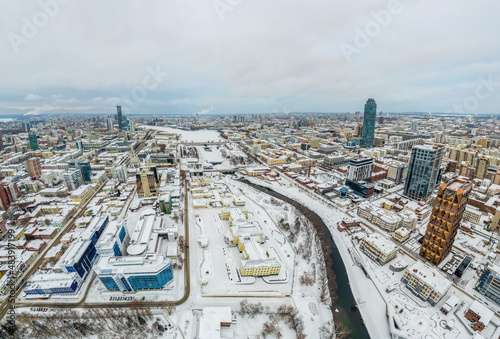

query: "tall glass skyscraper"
(117, 105), (123, 130)
(404, 144), (444, 200)
(28, 131), (38, 150)
(361, 98), (377, 147)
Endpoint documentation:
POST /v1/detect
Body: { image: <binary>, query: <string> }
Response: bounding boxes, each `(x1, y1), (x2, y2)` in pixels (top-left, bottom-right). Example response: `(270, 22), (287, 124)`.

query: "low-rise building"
(401, 262), (451, 306)
(465, 301), (493, 333)
(394, 227), (411, 243)
(94, 254), (173, 292)
(359, 233), (397, 265)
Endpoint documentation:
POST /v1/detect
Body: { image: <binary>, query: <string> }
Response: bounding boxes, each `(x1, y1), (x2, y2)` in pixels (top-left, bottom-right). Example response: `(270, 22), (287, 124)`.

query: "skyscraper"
(107, 116), (114, 131)
(136, 169), (158, 197)
(117, 105), (123, 130)
(404, 144), (444, 200)
(28, 131), (38, 150)
(361, 98), (377, 147)
(420, 177), (472, 265)
(130, 119), (136, 133)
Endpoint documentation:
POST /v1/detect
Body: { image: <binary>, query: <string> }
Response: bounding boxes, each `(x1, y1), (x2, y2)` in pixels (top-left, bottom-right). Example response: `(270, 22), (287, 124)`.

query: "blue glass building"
(78, 160), (92, 182)
(361, 98), (377, 147)
(56, 215), (109, 279)
(403, 144), (444, 200)
(95, 255), (174, 292)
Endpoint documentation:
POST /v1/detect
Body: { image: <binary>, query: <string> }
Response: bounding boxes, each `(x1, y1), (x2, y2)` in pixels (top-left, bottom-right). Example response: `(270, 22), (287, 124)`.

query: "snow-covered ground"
(142, 125), (224, 142)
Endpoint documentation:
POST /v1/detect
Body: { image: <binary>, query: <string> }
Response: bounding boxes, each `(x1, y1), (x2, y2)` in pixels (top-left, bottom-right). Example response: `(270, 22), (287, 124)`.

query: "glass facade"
(404, 146), (443, 200)
(128, 266), (173, 290)
(100, 276), (120, 291)
(476, 264), (500, 305)
(361, 98), (377, 147)
(119, 227), (126, 243)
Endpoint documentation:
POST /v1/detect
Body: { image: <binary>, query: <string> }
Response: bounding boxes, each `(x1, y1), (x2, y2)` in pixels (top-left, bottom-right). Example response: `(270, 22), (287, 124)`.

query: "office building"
(63, 168), (84, 190)
(117, 105), (124, 130)
(111, 165), (128, 183)
(130, 119), (136, 133)
(94, 254), (173, 292)
(95, 220), (130, 257)
(361, 98), (377, 147)
(28, 131), (38, 150)
(401, 262), (451, 306)
(475, 155), (490, 180)
(106, 116), (114, 131)
(26, 158), (42, 178)
(23, 271), (83, 296)
(419, 177), (472, 265)
(404, 144), (444, 200)
(476, 261), (500, 305)
(136, 170), (158, 197)
(78, 160), (92, 182)
(56, 215), (109, 279)
(347, 157), (373, 181)
(75, 140), (84, 155)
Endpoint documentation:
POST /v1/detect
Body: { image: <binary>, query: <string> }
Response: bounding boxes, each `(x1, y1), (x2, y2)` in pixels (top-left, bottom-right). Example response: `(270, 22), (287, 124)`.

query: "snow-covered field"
(142, 125), (224, 142)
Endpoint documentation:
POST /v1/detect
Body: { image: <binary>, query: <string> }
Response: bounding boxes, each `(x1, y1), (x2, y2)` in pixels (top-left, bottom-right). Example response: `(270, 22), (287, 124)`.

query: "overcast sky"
(1, 0), (500, 116)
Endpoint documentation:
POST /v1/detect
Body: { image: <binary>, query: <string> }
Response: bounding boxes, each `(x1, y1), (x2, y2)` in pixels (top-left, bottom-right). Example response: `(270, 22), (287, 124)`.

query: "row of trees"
(5, 305), (174, 339)
(239, 300), (306, 338)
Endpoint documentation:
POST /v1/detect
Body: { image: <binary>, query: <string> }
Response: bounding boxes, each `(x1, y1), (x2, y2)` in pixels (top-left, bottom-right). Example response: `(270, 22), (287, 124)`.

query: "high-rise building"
(117, 105), (124, 130)
(130, 119), (135, 133)
(136, 170), (158, 197)
(412, 121), (419, 133)
(0, 181), (20, 211)
(78, 160), (92, 182)
(355, 124), (363, 138)
(347, 157), (373, 181)
(85, 123), (91, 134)
(0, 132), (3, 151)
(22, 122), (30, 132)
(449, 148), (476, 167)
(404, 144), (444, 200)
(476, 261), (500, 305)
(28, 131), (38, 150)
(63, 169), (84, 190)
(475, 155), (490, 180)
(106, 116), (114, 131)
(75, 140), (84, 155)
(419, 177), (472, 265)
(361, 98), (377, 147)
(111, 165), (128, 183)
(26, 158), (42, 178)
